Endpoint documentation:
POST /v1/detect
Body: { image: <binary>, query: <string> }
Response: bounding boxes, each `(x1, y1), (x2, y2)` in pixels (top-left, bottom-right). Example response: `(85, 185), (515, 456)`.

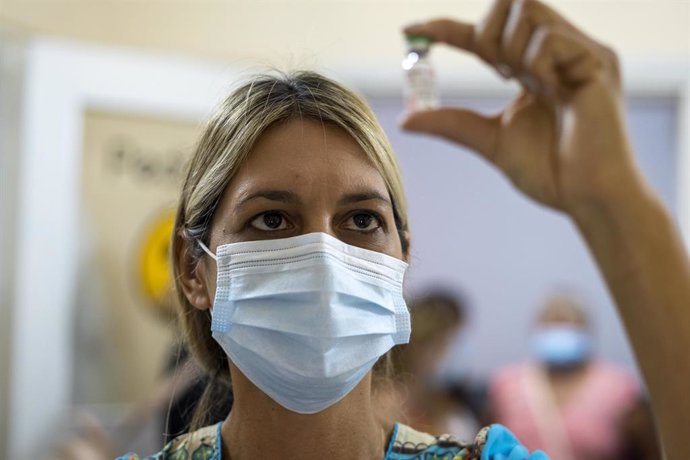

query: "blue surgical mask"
(530, 325), (592, 368)
(199, 232), (411, 414)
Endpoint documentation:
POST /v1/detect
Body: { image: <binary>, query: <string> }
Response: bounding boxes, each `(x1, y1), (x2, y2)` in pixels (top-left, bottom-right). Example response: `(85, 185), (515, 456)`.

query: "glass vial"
(402, 35), (439, 112)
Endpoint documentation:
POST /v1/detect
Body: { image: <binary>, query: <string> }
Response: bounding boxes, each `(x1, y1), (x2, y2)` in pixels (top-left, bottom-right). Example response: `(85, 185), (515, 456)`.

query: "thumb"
(400, 107), (500, 162)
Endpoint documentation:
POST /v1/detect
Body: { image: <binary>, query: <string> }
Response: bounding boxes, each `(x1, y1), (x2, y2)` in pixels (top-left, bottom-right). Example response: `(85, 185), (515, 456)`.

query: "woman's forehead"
(246, 118), (367, 165)
(227, 119), (390, 202)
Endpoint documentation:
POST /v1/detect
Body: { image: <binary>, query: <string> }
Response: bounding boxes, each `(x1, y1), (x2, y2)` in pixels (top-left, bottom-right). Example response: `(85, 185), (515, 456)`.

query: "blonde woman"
(119, 1), (690, 458)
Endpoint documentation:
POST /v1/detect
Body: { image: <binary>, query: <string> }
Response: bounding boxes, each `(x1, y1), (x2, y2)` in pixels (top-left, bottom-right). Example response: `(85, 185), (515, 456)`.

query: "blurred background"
(0, 0), (688, 458)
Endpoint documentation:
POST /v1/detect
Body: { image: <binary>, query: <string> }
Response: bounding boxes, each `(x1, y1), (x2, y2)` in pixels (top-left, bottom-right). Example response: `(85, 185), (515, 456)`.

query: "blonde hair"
(172, 70), (409, 428)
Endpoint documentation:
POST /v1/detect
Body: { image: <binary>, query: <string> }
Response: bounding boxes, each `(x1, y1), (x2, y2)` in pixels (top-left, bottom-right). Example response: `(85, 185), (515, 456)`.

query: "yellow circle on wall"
(139, 210), (175, 308)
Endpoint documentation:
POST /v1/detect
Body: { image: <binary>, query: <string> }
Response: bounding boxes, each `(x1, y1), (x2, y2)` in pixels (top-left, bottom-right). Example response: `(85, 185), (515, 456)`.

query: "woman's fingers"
(404, 0), (516, 79)
(501, 0), (537, 76)
(523, 26), (607, 98)
(403, 0), (618, 93)
(473, 0), (514, 71)
(403, 19), (475, 52)
(560, 52), (604, 86)
(400, 108), (500, 162)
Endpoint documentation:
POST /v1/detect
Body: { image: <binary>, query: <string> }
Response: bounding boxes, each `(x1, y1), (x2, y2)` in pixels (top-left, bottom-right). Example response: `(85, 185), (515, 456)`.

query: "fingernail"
(398, 113), (421, 131)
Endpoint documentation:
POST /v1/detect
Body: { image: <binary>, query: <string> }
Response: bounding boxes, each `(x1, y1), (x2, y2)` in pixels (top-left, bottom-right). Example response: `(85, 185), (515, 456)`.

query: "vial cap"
(405, 34), (433, 51)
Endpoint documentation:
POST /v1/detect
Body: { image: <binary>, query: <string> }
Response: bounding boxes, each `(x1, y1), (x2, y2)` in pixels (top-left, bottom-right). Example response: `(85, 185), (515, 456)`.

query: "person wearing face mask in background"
(381, 290), (483, 442)
(486, 294), (660, 460)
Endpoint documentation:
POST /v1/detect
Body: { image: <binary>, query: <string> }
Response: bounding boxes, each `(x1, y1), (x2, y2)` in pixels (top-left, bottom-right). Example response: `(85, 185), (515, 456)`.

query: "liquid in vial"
(402, 35), (439, 112)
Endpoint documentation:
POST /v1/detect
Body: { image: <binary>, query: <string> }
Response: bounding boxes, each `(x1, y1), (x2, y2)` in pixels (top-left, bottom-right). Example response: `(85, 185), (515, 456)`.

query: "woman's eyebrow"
(337, 190), (392, 206)
(235, 190), (302, 209)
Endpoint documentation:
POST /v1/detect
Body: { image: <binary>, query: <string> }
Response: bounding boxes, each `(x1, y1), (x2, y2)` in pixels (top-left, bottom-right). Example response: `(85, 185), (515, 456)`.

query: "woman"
(120, 0), (690, 458)
(386, 290), (483, 441)
(487, 294), (659, 459)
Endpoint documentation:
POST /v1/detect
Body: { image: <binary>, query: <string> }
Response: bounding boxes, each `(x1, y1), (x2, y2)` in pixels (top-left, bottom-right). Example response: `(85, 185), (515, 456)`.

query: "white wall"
(0, 30), (26, 460)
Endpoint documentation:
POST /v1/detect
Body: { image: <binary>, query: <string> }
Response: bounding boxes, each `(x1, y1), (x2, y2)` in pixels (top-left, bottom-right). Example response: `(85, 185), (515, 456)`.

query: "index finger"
(404, 19), (476, 53)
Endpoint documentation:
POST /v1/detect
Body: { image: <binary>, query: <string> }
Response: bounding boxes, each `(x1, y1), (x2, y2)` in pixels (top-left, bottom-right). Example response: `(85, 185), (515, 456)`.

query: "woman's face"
(189, 117), (406, 309)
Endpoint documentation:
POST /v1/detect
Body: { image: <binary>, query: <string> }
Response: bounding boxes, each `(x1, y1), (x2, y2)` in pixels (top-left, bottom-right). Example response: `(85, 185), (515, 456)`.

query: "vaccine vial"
(402, 35), (439, 112)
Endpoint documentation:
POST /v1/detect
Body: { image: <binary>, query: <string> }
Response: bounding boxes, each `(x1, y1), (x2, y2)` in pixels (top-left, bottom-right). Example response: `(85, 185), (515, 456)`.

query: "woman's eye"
(250, 212), (290, 231)
(345, 212), (381, 232)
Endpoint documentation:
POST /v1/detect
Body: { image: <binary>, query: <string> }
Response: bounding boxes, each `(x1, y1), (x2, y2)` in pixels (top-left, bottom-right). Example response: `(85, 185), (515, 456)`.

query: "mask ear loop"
(197, 240), (217, 319)
(197, 240), (217, 261)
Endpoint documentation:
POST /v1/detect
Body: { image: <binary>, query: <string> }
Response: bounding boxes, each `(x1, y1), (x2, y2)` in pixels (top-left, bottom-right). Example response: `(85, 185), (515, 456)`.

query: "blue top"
(117, 422), (548, 460)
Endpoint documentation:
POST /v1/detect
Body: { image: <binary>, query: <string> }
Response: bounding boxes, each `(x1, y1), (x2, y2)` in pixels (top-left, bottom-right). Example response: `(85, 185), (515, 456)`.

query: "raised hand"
(402, 0), (644, 217)
(401, 3), (690, 458)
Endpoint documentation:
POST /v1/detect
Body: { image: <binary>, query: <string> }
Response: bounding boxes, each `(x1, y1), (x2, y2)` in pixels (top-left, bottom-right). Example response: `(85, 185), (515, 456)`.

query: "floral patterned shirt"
(117, 423), (548, 460)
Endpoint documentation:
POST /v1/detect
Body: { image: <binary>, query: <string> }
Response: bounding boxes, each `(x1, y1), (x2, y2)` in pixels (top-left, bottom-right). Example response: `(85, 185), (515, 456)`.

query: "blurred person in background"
(486, 294), (660, 459)
(384, 289), (483, 441)
(46, 345), (203, 460)
(47, 340), (236, 460)
(162, 346), (231, 444)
